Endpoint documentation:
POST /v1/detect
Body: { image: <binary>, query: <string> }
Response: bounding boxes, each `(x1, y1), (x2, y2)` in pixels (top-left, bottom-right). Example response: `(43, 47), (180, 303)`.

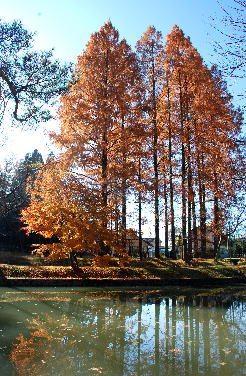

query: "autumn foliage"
(21, 160), (125, 269)
(21, 22), (244, 267)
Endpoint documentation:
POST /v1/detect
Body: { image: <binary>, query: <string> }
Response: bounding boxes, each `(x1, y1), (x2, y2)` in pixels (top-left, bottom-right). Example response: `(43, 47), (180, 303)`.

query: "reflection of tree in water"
(8, 289), (246, 376)
(10, 293), (148, 376)
(156, 293), (246, 376)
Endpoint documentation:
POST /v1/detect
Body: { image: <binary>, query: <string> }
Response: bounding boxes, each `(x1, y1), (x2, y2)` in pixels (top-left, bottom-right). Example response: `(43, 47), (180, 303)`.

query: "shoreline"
(0, 276), (245, 287)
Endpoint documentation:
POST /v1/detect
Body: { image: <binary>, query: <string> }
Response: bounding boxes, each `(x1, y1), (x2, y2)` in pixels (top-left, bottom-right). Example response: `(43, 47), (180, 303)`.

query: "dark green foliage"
(0, 19), (72, 124)
(0, 150), (44, 251)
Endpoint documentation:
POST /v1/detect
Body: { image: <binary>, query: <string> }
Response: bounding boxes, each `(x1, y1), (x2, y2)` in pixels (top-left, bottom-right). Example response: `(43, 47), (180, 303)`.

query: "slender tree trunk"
(181, 143), (188, 261)
(151, 43), (160, 258)
(121, 187), (126, 251)
(164, 179), (169, 257)
(179, 75), (188, 261)
(184, 78), (192, 261)
(138, 159), (143, 260)
(138, 192), (143, 260)
(201, 181), (207, 251)
(166, 76), (176, 259)
(115, 200), (119, 232)
(100, 131), (109, 255)
(121, 185), (126, 230)
(187, 133), (193, 261)
(69, 252), (80, 272)
(197, 154), (206, 254)
(154, 135), (160, 258)
(191, 121), (199, 255)
(100, 49), (111, 254)
(101, 48), (109, 236)
(213, 172), (220, 258)
(198, 174), (206, 253)
(102, 132), (108, 213)
(194, 119), (206, 255)
(121, 116), (127, 251)
(191, 193), (198, 255)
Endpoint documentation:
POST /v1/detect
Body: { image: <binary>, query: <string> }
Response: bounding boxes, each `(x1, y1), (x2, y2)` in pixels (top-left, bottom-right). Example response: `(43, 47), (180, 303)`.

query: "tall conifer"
(136, 26), (163, 258)
(55, 21), (141, 253)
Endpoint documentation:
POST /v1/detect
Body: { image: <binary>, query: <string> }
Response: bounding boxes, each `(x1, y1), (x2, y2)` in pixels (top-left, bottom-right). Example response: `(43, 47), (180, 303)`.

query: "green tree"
(0, 19), (71, 125)
(0, 150), (43, 250)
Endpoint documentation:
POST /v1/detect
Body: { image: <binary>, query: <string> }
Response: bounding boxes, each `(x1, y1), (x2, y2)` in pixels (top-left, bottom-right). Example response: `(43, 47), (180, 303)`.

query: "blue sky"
(0, 0), (244, 163)
(1, 0), (226, 63)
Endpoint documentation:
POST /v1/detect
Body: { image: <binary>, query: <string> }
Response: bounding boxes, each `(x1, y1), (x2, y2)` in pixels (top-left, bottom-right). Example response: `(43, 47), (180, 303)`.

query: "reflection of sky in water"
(0, 287), (245, 376)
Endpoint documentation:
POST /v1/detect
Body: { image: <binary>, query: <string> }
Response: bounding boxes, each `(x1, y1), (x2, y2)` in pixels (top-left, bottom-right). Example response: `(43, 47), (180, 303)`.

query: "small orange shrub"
(92, 255), (113, 267)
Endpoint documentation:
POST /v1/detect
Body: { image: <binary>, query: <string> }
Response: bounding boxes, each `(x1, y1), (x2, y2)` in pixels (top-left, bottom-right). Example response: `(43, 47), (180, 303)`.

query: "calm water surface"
(0, 286), (245, 376)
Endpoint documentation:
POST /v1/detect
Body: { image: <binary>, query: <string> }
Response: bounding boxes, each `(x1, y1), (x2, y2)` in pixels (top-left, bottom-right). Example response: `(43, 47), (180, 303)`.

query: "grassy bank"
(0, 252), (245, 280)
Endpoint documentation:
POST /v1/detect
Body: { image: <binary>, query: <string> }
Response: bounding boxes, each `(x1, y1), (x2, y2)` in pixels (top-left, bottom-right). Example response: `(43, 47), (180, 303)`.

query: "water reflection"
(0, 287), (245, 376)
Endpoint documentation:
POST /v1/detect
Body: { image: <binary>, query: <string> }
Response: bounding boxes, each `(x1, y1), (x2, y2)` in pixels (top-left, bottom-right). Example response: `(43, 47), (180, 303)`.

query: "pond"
(0, 286), (245, 376)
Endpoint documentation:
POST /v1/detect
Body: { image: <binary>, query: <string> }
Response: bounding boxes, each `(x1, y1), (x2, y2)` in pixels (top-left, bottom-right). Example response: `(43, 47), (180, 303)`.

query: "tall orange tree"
(199, 66), (243, 257)
(22, 21), (142, 260)
(160, 25), (243, 260)
(21, 22), (243, 264)
(136, 26), (163, 258)
(160, 26), (204, 261)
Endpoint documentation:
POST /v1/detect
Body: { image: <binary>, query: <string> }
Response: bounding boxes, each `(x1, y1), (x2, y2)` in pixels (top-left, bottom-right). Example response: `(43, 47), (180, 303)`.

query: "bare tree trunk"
(121, 183), (126, 229)
(154, 144), (160, 258)
(164, 179), (169, 257)
(121, 189), (126, 251)
(179, 75), (188, 261)
(197, 154), (206, 254)
(101, 131), (109, 255)
(101, 49), (109, 255)
(166, 76), (176, 259)
(121, 116), (127, 251)
(181, 143), (188, 261)
(138, 191), (143, 260)
(201, 181), (207, 252)
(187, 134), (193, 261)
(102, 132), (108, 214)
(138, 160), (143, 260)
(194, 119), (206, 255)
(191, 193), (198, 255)
(151, 42), (160, 259)
(213, 173), (220, 258)
(69, 252), (80, 272)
